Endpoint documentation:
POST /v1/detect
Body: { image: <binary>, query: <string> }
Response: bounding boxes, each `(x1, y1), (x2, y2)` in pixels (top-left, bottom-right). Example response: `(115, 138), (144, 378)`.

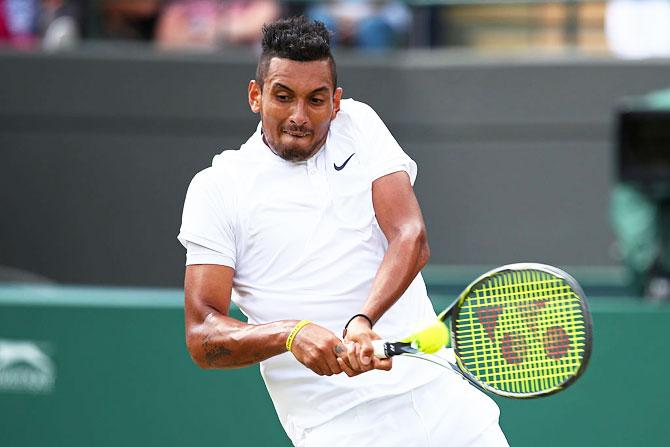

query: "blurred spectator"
(0, 0), (40, 49)
(0, 1), (9, 41)
(39, 0), (81, 51)
(306, 0), (411, 50)
(155, 0), (279, 51)
(102, 0), (161, 40)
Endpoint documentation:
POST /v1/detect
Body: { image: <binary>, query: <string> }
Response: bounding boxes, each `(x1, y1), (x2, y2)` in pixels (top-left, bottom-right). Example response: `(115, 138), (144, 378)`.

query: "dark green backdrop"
(3, 50), (670, 287)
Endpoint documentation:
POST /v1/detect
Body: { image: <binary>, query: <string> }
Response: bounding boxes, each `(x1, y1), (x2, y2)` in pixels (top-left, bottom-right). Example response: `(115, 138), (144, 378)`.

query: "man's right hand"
(290, 323), (345, 376)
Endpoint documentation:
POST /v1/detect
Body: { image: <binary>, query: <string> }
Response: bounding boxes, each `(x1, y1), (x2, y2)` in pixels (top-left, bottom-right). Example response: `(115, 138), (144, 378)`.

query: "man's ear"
(332, 87), (343, 119)
(248, 80), (262, 113)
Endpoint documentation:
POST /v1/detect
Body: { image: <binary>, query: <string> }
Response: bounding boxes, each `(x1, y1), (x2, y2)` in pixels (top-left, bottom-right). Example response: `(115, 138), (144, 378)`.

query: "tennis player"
(178, 16), (508, 447)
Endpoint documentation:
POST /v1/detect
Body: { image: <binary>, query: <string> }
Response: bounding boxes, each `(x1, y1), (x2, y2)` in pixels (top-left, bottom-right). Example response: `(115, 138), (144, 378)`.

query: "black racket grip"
(372, 340), (416, 358)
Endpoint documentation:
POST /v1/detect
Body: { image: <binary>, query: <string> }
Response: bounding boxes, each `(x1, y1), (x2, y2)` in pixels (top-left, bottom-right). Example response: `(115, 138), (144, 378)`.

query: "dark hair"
(256, 16), (337, 89)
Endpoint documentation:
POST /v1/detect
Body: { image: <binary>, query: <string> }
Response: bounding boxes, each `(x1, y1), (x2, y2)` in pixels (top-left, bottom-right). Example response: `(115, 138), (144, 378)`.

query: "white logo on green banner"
(0, 339), (55, 394)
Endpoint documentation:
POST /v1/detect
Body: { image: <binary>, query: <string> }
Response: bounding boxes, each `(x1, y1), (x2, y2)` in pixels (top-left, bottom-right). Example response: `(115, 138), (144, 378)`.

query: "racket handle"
(372, 340), (389, 358)
(372, 340), (415, 358)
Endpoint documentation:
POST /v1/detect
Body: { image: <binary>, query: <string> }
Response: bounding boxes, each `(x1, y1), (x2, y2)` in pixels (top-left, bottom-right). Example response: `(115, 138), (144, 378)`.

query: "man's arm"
(363, 170), (430, 321)
(342, 170), (430, 368)
(184, 264), (348, 376)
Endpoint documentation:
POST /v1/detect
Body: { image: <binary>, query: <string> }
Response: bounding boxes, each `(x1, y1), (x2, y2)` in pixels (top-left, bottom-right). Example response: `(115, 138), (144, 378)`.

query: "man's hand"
(338, 317), (392, 376)
(290, 323), (346, 376)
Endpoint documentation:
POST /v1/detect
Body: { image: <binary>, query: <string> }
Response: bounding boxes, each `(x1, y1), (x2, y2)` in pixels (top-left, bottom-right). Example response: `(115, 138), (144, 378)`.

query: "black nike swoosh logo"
(334, 153), (355, 171)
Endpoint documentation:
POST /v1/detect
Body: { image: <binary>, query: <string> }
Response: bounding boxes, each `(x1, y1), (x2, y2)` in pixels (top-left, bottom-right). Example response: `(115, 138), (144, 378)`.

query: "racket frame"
(445, 263), (593, 398)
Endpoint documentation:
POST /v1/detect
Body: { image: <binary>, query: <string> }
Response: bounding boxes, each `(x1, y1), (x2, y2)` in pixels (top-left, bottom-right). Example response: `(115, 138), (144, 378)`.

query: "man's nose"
(289, 100), (308, 126)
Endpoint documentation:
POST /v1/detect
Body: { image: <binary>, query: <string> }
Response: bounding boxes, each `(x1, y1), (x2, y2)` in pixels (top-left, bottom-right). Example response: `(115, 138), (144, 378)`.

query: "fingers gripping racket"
(373, 263), (593, 398)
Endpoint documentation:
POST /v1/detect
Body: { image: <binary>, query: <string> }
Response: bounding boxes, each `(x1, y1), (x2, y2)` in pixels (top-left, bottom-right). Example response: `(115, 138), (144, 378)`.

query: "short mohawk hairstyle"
(256, 16), (337, 88)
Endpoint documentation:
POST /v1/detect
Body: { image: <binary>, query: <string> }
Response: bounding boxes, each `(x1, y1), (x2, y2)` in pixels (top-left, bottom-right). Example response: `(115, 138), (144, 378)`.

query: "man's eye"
(311, 98), (325, 105)
(277, 94), (290, 101)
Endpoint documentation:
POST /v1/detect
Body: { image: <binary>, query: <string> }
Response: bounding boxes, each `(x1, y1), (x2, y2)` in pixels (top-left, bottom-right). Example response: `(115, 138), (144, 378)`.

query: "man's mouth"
(283, 129), (311, 137)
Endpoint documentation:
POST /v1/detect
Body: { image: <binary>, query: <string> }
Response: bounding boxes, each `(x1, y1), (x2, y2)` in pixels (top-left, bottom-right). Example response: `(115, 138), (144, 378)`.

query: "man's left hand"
(337, 317), (392, 376)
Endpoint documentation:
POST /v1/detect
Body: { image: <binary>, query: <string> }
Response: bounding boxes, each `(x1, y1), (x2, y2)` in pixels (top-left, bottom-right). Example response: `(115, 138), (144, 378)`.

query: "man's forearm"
(361, 226), (430, 324)
(187, 312), (298, 369)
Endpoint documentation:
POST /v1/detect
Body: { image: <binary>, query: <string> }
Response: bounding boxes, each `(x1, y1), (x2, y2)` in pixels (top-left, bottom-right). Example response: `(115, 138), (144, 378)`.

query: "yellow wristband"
(286, 320), (311, 352)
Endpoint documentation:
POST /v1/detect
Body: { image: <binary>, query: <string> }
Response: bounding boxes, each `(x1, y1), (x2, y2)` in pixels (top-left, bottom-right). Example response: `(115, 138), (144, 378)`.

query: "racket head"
(449, 263), (592, 398)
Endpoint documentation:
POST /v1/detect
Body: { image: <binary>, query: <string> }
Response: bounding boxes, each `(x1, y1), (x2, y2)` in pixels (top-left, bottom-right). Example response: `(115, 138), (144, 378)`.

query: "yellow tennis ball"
(404, 320), (450, 354)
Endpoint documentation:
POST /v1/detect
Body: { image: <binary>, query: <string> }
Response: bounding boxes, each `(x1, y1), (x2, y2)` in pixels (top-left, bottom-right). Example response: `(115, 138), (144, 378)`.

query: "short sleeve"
(351, 101), (417, 185)
(183, 241), (234, 266)
(177, 168), (236, 268)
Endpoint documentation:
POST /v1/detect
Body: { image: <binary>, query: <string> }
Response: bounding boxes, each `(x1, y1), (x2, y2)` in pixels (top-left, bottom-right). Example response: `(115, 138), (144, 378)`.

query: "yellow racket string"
(454, 270), (588, 396)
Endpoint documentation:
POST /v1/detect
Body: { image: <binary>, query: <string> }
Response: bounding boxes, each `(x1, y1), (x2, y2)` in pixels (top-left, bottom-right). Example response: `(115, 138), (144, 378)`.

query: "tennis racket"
(373, 263), (593, 398)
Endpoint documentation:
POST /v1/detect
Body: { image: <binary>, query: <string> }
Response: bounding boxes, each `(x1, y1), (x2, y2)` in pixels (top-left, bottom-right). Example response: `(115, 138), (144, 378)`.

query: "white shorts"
(292, 372), (508, 447)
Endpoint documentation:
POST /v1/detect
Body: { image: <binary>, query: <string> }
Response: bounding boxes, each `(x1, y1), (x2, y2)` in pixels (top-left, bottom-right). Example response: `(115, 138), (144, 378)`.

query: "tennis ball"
(404, 320), (450, 354)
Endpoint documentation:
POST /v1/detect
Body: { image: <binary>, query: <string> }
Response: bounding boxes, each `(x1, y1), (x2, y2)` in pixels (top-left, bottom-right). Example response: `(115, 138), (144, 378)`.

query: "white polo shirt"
(178, 99), (442, 436)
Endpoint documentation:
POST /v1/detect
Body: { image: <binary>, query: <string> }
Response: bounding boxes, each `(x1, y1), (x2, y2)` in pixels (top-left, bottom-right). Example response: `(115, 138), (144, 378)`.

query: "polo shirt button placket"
(306, 159), (315, 177)
(307, 159), (328, 199)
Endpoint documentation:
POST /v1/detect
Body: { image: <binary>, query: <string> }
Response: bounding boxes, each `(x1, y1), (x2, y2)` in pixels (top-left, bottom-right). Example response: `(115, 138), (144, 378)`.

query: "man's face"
(248, 58), (342, 162)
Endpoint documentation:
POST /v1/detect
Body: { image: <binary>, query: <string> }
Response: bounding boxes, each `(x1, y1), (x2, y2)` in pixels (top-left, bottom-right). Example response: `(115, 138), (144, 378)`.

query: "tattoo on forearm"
(203, 336), (232, 366)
